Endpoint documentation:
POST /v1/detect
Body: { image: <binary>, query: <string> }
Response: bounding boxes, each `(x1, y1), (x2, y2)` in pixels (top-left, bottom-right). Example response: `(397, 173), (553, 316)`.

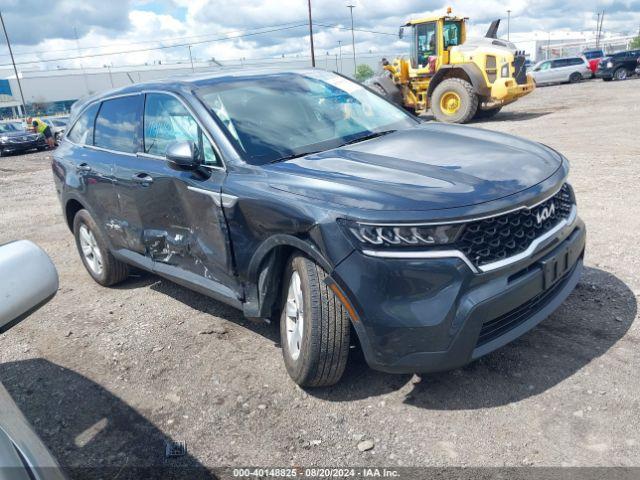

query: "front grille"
(513, 54), (528, 84)
(476, 263), (574, 347)
(456, 184), (574, 268)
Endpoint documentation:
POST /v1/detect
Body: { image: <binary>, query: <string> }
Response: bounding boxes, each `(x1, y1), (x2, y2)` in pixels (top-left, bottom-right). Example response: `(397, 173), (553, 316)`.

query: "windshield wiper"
(340, 129), (396, 147)
(269, 150), (323, 164)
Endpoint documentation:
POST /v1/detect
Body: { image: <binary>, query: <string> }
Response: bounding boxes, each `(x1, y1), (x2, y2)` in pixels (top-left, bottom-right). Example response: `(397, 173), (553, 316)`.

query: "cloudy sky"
(0, 0), (639, 71)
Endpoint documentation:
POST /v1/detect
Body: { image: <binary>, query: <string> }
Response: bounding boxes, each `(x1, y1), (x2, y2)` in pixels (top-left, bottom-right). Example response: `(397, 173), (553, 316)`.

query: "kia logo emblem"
(536, 203), (556, 224)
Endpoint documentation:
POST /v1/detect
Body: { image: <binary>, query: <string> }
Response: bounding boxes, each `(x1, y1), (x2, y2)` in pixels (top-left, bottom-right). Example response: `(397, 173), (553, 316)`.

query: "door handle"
(77, 163), (92, 173)
(132, 173), (154, 185)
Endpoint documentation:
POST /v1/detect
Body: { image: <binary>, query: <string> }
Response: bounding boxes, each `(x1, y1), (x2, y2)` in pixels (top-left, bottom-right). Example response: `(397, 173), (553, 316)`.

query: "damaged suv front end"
(52, 70), (584, 385)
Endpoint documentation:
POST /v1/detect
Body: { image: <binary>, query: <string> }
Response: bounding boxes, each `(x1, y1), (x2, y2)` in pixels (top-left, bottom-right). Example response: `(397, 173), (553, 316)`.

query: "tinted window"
(67, 103), (99, 145)
(567, 58), (584, 66)
(551, 59), (568, 68)
(583, 50), (603, 59)
(144, 93), (220, 166)
(94, 95), (142, 153)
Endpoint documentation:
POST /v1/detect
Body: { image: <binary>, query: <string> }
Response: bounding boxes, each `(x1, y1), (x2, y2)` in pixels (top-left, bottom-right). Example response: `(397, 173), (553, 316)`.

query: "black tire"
(613, 68), (628, 81)
(430, 78), (479, 124)
(603, 77), (613, 82)
(474, 106), (502, 120)
(280, 254), (350, 387)
(569, 72), (582, 83)
(73, 209), (129, 286)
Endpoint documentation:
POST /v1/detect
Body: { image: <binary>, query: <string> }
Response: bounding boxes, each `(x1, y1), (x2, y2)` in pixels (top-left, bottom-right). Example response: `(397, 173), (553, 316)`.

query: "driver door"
(112, 92), (239, 299)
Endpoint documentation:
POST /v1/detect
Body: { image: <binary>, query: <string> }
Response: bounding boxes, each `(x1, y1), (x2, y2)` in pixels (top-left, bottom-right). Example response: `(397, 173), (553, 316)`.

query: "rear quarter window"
(67, 103), (100, 145)
(94, 95), (143, 153)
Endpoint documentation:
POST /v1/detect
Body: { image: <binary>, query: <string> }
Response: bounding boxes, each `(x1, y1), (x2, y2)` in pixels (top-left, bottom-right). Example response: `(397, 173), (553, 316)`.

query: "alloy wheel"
(79, 224), (103, 276)
(284, 271), (304, 361)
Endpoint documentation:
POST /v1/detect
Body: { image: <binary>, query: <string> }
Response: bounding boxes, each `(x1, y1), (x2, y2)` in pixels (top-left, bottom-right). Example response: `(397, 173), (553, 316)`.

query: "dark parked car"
(597, 49), (640, 80)
(52, 70), (585, 386)
(0, 122), (47, 156)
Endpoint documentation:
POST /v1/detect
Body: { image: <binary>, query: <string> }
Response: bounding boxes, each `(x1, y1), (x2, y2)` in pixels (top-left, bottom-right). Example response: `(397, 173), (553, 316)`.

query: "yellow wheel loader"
(367, 9), (535, 123)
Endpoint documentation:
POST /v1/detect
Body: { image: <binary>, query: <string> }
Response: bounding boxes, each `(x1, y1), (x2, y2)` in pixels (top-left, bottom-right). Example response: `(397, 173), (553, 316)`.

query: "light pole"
(307, 0), (316, 67)
(338, 40), (343, 73)
(507, 10), (511, 41)
(188, 45), (195, 72)
(347, 4), (356, 77)
(0, 10), (27, 118)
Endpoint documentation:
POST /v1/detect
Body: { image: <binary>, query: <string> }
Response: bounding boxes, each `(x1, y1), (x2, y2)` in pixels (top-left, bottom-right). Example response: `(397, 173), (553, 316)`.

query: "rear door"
(90, 94), (145, 252)
(550, 59), (569, 82)
(63, 102), (120, 243)
(112, 92), (239, 299)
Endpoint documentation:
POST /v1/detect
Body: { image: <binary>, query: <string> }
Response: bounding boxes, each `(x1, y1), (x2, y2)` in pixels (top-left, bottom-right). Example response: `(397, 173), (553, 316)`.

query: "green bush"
(355, 64), (374, 83)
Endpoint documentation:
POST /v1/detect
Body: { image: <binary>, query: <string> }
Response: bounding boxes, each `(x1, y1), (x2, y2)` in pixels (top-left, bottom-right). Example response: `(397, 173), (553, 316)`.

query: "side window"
(415, 22), (437, 67)
(551, 59), (568, 68)
(570, 58), (584, 66)
(144, 93), (220, 167)
(67, 103), (99, 145)
(94, 95), (142, 154)
(538, 61), (551, 71)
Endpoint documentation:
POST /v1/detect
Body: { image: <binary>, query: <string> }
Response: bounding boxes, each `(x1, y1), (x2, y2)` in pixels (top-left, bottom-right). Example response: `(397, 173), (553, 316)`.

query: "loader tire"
(474, 106), (502, 120)
(431, 78), (479, 124)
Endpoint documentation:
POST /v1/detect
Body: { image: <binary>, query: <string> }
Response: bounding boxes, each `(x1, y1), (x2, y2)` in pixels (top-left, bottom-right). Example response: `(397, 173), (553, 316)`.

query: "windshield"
(0, 123), (18, 133)
(51, 118), (68, 127)
(197, 71), (416, 165)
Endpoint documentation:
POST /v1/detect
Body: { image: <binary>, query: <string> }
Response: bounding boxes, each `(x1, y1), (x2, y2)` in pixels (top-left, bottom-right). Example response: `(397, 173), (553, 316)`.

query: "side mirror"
(166, 141), (200, 170)
(0, 240), (58, 333)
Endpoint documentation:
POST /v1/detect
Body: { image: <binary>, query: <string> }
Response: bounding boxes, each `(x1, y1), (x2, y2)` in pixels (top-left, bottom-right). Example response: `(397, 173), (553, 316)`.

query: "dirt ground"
(1, 78), (639, 476)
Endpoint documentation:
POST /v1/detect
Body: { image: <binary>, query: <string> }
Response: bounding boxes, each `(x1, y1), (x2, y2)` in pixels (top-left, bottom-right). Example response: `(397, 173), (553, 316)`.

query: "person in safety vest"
(27, 117), (55, 149)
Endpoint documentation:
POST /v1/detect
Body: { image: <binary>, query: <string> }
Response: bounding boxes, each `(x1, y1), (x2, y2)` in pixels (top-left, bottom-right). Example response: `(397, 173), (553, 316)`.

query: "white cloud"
(1, 0), (639, 71)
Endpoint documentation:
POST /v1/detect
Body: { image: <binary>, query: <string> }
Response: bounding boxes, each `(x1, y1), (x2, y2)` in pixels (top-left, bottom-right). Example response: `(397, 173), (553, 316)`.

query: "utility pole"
(0, 10), (27, 118)
(595, 12), (601, 48)
(307, 0), (316, 67)
(507, 10), (511, 41)
(74, 26), (91, 96)
(188, 45), (194, 72)
(338, 40), (343, 73)
(598, 11), (605, 49)
(347, 4), (356, 77)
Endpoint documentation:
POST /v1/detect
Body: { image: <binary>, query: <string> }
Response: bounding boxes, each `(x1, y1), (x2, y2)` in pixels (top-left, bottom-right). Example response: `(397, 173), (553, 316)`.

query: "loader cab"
(401, 16), (466, 72)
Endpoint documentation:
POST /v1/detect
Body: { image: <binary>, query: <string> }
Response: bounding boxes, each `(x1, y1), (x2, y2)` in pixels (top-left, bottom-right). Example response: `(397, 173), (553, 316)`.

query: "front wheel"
(569, 72), (582, 83)
(614, 68), (628, 81)
(430, 78), (479, 124)
(73, 209), (129, 286)
(280, 254), (351, 387)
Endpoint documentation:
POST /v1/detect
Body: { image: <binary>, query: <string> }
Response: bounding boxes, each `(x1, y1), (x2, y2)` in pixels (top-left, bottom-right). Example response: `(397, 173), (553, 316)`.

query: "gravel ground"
(1, 78), (639, 476)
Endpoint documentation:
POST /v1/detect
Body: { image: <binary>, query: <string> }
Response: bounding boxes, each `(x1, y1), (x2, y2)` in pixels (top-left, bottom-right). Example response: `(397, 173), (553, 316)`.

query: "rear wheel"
(474, 106), (502, 120)
(73, 209), (129, 286)
(431, 78), (479, 124)
(280, 254), (351, 387)
(569, 72), (582, 83)
(614, 68), (628, 81)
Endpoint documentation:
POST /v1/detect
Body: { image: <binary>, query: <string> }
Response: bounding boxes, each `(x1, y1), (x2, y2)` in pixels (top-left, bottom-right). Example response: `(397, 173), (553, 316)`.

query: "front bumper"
(333, 217), (585, 374)
(490, 74), (535, 104)
(596, 68), (613, 79)
(0, 139), (47, 154)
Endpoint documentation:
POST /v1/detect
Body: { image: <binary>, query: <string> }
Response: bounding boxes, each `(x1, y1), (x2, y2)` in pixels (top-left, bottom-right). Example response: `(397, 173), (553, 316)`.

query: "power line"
(0, 21), (308, 59)
(0, 24), (309, 67)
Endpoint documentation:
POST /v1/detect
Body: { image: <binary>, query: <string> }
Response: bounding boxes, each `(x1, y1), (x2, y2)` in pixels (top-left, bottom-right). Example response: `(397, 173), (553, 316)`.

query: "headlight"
(342, 220), (464, 248)
(606, 61), (613, 68)
(0, 136), (8, 143)
(501, 63), (510, 77)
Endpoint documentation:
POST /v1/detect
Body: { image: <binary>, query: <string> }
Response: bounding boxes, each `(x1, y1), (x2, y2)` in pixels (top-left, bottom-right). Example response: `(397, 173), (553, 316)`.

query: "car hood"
(0, 130), (37, 138)
(267, 123), (563, 211)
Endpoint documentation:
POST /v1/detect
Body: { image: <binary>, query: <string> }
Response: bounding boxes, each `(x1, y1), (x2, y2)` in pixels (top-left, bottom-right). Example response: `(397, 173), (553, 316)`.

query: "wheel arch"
(64, 197), (86, 232)
(427, 64), (491, 99)
(242, 235), (333, 319)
